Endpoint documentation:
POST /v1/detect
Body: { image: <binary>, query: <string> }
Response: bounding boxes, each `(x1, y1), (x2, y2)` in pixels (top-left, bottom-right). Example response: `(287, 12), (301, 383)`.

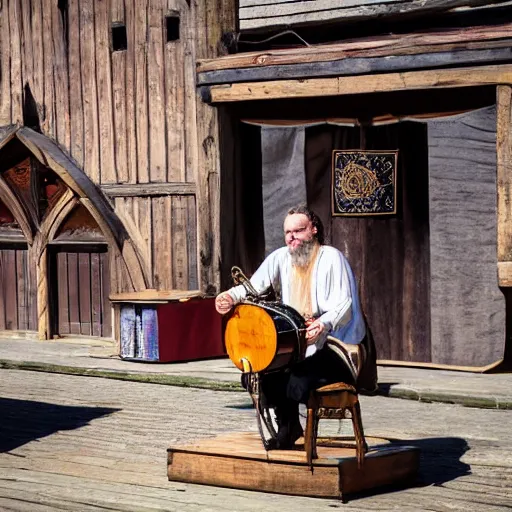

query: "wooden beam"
(14, 129), (151, 293)
(497, 85), (512, 287)
(198, 23), (512, 73)
(68, 0), (84, 168)
(0, 4), (11, 125)
(0, 174), (34, 243)
(12, 129), (157, 298)
(199, 47), (512, 86)
(114, 200), (153, 288)
(0, 126), (19, 153)
(9, 0), (23, 124)
(42, 190), (78, 243)
(101, 182), (196, 197)
(95, 0), (117, 184)
(80, 197), (147, 292)
(36, 246), (49, 340)
(206, 65), (512, 103)
(109, 289), (204, 302)
(377, 358), (504, 373)
(238, 0), (512, 31)
(25, 192), (76, 341)
(29, 192), (76, 340)
(498, 261), (512, 287)
(16, 127), (126, 242)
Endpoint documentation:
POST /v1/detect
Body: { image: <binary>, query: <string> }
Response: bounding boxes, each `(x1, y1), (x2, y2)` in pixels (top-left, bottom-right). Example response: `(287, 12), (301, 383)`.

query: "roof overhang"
(197, 22), (512, 103)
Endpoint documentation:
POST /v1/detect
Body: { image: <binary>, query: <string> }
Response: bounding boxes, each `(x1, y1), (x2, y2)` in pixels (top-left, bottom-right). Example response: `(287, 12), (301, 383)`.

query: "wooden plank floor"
(1, 369), (512, 510)
(168, 432), (420, 498)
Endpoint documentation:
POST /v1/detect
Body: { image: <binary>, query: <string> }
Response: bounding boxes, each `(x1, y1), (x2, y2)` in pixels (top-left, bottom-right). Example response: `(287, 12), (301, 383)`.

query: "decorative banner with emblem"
(331, 150), (398, 216)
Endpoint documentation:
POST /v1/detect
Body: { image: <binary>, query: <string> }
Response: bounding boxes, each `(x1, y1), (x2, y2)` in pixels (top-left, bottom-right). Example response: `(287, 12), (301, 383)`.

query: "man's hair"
(286, 205), (325, 245)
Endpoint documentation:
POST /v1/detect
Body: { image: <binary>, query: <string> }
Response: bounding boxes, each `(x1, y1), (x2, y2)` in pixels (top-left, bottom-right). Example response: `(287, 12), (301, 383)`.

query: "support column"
(36, 246), (50, 339)
(497, 85), (512, 286)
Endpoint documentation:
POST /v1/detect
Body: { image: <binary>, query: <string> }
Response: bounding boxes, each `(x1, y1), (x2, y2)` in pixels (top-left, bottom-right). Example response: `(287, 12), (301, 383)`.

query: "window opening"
(112, 24), (127, 51)
(166, 14), (180, 42)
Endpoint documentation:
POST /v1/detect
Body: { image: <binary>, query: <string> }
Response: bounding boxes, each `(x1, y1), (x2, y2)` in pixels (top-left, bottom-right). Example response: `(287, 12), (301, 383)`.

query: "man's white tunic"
(227, 246), (366, 355)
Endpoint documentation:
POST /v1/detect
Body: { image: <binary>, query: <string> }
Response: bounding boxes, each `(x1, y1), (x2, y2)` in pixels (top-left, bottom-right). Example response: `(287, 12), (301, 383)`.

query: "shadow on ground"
(409, 436), (471, 485)
(0, 397), (120, 452)
(225, 401), (253, 409)
(346, 436), (470, 502)
(373, 382), (400, 396)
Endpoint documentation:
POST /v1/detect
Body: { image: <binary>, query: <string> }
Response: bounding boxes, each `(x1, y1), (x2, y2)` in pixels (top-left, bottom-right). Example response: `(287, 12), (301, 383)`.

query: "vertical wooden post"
(192, 0), (237, 294)
(36, 246), (50, 339)
(9, 0), (23, 125)
(497, 85), (512, 286)
(113, 302), (121, 351)
(0, 0), (12, 125)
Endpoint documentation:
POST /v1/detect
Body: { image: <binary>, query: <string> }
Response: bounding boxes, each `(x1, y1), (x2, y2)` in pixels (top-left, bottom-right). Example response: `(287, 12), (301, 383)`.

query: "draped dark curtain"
(305, 122), (430, 362)
(222, 107), (505, 367)
(219, 116), (264, 290)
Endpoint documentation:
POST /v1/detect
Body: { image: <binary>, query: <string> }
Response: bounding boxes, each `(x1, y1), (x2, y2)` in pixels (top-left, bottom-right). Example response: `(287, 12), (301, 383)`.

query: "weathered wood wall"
(0, 246), (37, 331)
(0, 0), (235, 295)
(0, 0), (190, 184)
(238, 0), (512, 31)
(113, 195), (198, 291)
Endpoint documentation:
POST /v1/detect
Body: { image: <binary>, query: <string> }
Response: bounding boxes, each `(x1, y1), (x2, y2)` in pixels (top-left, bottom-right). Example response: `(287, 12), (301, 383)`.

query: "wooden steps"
(167, 432), (420, 499)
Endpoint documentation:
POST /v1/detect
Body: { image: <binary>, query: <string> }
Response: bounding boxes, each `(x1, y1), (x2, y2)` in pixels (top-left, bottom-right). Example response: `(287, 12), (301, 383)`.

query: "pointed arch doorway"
(0, 126), (150, 340)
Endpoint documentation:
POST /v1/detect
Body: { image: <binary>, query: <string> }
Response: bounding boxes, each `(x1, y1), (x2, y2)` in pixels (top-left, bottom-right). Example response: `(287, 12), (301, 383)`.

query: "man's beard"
(289, 238), (319, 267)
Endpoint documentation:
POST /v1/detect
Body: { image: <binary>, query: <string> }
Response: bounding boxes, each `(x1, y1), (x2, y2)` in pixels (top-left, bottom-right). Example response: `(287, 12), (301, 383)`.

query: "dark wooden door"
(0, 243), (37, 331)
(49, 245), (111, 338)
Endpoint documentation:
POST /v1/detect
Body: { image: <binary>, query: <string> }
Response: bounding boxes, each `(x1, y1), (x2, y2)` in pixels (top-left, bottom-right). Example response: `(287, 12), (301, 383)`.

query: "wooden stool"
(304, 382), (368, 468)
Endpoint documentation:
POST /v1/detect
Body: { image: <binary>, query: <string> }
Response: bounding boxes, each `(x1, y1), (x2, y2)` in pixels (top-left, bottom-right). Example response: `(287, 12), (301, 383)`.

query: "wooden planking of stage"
(167, 432), (420, 499)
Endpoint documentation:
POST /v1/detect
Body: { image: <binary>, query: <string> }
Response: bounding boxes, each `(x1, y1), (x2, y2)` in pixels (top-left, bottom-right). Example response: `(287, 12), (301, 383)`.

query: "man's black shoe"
(265, 421), (303, 450)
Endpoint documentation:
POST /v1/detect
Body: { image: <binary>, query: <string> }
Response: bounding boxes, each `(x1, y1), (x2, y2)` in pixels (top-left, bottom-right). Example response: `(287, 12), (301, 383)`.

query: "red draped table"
(110, 291), (224, 362)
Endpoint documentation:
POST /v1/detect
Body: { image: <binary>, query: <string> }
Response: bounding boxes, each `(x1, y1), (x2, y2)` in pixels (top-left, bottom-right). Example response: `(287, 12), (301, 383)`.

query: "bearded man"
(215, 205), (375, 449)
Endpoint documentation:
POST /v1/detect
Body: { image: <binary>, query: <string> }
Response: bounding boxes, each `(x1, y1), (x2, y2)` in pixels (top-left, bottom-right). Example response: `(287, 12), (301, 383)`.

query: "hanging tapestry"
(331, 150), (398, 216)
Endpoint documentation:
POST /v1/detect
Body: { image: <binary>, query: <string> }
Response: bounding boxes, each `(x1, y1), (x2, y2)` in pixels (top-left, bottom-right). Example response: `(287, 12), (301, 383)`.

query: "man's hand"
(305, 319), (326, 345)
(215, 292), (234, 315)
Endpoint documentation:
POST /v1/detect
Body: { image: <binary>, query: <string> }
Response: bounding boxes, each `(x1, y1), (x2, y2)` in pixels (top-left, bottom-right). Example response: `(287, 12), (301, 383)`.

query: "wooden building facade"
(0, 0), (235, 346)
(2, 0), (512, 370)
(197, 3), (512, 370)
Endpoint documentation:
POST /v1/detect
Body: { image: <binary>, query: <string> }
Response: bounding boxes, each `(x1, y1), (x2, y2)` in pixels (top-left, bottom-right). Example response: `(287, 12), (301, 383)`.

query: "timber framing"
(16, 127), (125, 242)
(31, 190), (77, 339)
(199, 47), (512, 86)
(0, 127), (152, 338)
(0, 127), (149, 293)
(198, 39), (512, 295)
(0, 174), (34, 243)
(203, 65), (512, 103)
(101, 182), (196, 197)
(497, 85), (512, 287)
(198, 23), (512, 85)
(109, 289), (205, 302)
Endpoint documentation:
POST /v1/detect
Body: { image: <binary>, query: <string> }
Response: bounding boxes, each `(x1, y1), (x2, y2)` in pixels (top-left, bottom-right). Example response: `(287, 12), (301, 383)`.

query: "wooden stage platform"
(167, 432), (420, 499)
